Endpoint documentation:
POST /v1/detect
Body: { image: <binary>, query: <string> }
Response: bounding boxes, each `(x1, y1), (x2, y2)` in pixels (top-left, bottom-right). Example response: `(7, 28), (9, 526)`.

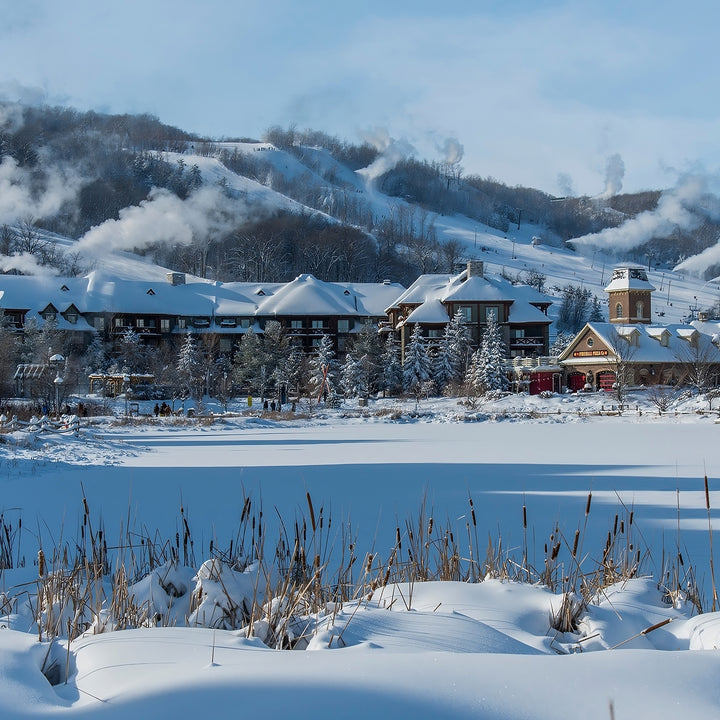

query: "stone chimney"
(166, 272), (186, 286)
(466, 261), (484, 278)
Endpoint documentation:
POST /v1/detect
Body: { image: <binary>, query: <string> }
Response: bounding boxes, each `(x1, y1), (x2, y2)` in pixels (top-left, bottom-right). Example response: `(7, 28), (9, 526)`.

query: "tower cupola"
(604, 266), (655, 324)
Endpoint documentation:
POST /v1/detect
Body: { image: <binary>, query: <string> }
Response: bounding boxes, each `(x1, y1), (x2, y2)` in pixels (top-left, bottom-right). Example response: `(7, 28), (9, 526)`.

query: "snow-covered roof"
(0, 271), (405, 323)
(559, 322), (720, 365)
(604, 266), (656, 293)
(388, 268), (553, 315)
(402, 299), (450, 326)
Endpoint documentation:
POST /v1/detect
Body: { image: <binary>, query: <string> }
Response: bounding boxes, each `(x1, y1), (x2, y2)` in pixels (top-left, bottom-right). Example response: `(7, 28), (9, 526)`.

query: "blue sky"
(1, 0), (718, 197)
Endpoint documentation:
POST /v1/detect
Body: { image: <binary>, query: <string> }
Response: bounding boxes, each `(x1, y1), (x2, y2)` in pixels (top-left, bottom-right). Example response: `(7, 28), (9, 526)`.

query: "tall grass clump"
(0, 480), (715, 649)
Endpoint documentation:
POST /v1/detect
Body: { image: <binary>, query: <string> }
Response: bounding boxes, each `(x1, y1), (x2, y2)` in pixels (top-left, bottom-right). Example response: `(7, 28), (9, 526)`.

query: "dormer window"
(147, 288), (156, 296)
(256, 289), (266, 296)
(343, 289), (351, 296)
(60, 284), (69, 292)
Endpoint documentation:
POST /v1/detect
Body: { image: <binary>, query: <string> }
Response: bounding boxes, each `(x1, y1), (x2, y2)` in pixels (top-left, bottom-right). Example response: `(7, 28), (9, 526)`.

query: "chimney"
(166, 272), (186, 286)
(466, 261), (484, 278)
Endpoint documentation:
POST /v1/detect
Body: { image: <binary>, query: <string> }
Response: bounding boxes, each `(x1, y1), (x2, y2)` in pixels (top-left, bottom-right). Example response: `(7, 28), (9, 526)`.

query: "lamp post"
(49, 352), (65, 418)
(54, 375), (64, 419)
(123, 374), (130, 417)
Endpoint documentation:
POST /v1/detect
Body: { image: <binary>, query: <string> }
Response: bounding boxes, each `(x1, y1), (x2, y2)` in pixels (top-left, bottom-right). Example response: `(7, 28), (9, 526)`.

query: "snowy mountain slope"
(4, 135), (717, 327)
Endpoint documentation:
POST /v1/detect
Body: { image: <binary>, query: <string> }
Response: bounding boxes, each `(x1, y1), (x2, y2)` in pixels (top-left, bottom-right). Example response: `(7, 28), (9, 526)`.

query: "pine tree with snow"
(118, 328), (147, 374)
(82, 331), (107, 375)
(403, 324), (431, 396)
(549, 331), (574, 357)
(176, 332), (203, 400)
(309, 334), (337, 401)
(431, 334), (453, 393)
(464, 347), (487, 399)
(341, 353), (363, 398)
(381, 333), (403, 396)
(446, 310), (471, 380)
(475, 313), (509, 394)
(589, 295), (605, 323)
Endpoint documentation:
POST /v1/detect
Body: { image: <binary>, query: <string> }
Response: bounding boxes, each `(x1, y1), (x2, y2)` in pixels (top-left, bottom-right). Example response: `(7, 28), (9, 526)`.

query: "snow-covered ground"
(2, 393), (720, 718)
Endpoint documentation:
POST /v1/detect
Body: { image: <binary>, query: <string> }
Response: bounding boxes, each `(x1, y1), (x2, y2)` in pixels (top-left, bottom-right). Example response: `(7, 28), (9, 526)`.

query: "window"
(290, 320), (303, 330)
(457, 305), (473, 322)
(636, 301), (644, 319)
(114, 317), (124, 328)
(311, 319), (325, 330)
(485, 306), (498, 321)
(239, 318), (251, 329)
(160, 318), (171, 332)
(94, 317), (105, 331)
(178, 318), (186, 330)
(136, 318), (145, 328)
(65, 313), (78, 325)
(428, 328), (443, 338)
(586, 337), (594, 347)
(337, 319), (350, 333)
(615, 303), (623, 319)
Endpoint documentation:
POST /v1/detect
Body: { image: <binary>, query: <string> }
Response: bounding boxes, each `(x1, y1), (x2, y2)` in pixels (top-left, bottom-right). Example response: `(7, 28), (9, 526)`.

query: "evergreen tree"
(176, 332), (203, 401)
(118, 328), (146, 373)
(309, 334), (337, 401)
(446, 310), (471, 380)
(431, 335), (453, 393)
(465, 347), (483, 397)
(82, 331), (107, 374)
(476, 313), (509, 394)
(381, 333), (403, 396)
(589, 295), (605, 323)
(403, 323), (431, 395)
(341, 353), (363, 398)
(232, 327), (263, 395)
(557, 284), (592, 333)
(349, 323), (383, 393)
(549, 331), (575, 356)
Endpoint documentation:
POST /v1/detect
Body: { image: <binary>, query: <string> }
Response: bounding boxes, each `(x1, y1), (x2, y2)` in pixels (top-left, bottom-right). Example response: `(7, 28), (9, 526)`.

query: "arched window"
(615, 303), (623, 319)
(636, 301), (644, 319)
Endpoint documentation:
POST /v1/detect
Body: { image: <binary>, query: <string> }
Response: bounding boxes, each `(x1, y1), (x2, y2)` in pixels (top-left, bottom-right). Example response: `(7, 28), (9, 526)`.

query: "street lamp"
(54, 375), (64, 419)
(123, 374), (131, 417)
(49, 353), (65, 418)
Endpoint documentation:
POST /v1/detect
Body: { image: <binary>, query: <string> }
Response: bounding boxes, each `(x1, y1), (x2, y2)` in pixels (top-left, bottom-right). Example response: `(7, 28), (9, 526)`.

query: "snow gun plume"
(75, 185), (247, 257)
(572, 172), (718, 260)
(597, 153), (625, 200)
(356, 127), (415, 185)
(440, 137), (464, 166)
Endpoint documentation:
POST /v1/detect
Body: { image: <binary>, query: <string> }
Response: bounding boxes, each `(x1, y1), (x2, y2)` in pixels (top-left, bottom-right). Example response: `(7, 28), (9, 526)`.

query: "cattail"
(705, 474), (711, 511)
(551, 542), (560, 561)
(306, 492), (316, 533)
(522, 505), (527, 529)
(428, 518), (434, 535)
(585, 492), (592, 516)
(572, 530), (580, 558)
(38, 549), (45, 577)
